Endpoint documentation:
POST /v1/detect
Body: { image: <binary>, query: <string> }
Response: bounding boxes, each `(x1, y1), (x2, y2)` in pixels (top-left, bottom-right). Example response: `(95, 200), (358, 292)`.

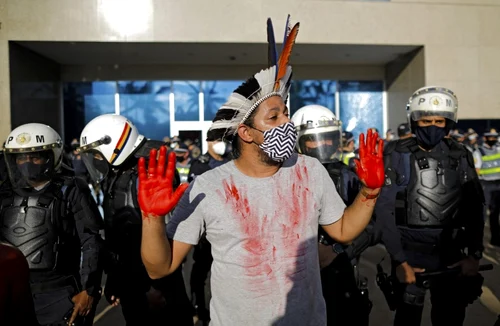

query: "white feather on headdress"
(207, 16), (299, 142)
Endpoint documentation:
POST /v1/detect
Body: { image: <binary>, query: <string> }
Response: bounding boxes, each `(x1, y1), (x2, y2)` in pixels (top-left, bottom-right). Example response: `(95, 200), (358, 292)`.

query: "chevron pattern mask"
(259, 122), (297, 162)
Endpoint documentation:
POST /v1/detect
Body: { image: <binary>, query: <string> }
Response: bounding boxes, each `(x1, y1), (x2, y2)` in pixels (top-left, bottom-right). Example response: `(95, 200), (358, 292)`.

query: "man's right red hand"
(138, 146), (189, 218)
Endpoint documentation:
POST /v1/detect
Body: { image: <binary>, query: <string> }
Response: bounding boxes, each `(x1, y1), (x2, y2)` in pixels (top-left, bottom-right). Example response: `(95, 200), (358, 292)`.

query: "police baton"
(416, 263), (493, 289)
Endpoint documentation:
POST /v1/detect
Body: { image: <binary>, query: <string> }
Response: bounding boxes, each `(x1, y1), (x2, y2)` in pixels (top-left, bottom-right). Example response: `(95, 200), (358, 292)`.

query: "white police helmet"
(407, 86), (458, 127)
(78, 114), (145, 182)
(291, 105), (343, 163)
(3, 123), (63, 188)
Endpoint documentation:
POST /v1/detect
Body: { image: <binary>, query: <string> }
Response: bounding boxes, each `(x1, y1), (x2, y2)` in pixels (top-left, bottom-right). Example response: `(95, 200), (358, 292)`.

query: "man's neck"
(234, 150), (280, 178)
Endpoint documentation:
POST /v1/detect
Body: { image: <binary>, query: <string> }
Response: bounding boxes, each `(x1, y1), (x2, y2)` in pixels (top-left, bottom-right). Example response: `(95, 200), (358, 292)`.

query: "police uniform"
(1, 123), (104, 326)
(473, 138), (500, 245)
(77, 115), (194, 326)
(101, 151), (194, 326)
(319, 161), (374, 326)
(0, 175), (104, 326)
(290, 105), (374, 326)
(376, 137), (484, 326)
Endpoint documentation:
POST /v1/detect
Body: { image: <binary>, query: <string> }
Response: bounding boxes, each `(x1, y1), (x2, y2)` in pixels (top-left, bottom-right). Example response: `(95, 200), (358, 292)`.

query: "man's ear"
(237, 125), (254, 144)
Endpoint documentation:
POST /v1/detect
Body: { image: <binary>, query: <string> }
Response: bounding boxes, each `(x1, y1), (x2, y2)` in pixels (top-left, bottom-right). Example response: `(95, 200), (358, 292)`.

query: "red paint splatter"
(219, 159), (314, 312)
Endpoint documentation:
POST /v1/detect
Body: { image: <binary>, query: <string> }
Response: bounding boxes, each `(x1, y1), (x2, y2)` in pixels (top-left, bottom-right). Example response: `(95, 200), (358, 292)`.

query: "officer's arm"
(374, 185), (407, 264)
(69, 179), (105, 296)
(462, 152), (485, 255)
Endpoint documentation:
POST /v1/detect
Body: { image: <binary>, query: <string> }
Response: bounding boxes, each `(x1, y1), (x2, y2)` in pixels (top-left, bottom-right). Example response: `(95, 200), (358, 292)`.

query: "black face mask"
(305, 146), (335, 161)
(93, 158), (109, 174)
(176, 156), (185, 163)
(486, 139), (498, 147)
(415, 125), (447, 150)
(18, 162), (50, 182)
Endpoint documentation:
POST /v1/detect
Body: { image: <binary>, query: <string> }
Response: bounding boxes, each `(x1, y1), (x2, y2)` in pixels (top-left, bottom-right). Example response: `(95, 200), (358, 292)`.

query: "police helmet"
(78, 114), (145, 182)
(3, 123), (63, 188)
(291, 105), (343, 163)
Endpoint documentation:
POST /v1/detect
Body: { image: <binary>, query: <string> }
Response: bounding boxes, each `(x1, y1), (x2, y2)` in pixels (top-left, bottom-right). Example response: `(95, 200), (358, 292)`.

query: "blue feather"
(267, 18), (278, 68)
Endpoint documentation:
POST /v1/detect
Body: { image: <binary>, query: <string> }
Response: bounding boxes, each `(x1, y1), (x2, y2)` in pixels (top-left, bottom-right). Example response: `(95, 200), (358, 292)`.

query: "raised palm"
(137, 146), (189, 218)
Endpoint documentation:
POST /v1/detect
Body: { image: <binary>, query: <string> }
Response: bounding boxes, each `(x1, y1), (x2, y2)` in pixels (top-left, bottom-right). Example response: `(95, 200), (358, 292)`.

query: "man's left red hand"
(354, 129), (385, 189)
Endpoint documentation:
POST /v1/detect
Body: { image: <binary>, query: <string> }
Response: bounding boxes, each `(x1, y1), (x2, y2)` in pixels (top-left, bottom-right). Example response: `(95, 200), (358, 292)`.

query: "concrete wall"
(386, 49), (426, 131)
(1, 0), (499, 139)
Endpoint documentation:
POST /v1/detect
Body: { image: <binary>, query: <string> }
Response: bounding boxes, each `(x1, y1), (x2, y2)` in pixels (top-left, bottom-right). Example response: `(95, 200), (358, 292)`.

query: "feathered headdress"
(207, 15), (300, 142)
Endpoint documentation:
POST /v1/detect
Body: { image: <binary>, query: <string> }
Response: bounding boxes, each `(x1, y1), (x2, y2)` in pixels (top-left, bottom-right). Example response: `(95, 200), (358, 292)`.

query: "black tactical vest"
(394, 141), (465, 228)
(0, 182), (70, 270)
(103, 170), (142, 255)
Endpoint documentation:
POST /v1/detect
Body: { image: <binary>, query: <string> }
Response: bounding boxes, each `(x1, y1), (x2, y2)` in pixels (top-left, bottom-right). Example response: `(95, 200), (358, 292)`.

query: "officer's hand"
(448, 256), (479, 276)
(109, 296), (120, 307)
(69, 290), (94, 324)
(354, 129), (385, 190)
(138, 146), (189, 219)
(396, 262), (425, 284)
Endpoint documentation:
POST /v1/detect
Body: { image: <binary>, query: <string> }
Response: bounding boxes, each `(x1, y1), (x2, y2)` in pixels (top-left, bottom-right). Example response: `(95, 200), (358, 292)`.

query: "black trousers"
(106, 266), (194, 326)
(190, 238), (213, 324)
(33, 284), (98, 326)
(482, 180), (500, 243)
(393, 249), (482, 326)
(320, 253), (370, 326)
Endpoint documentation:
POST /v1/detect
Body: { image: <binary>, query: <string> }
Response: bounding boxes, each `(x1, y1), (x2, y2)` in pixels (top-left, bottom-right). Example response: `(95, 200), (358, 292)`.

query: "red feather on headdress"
(274, 22), (299, 91)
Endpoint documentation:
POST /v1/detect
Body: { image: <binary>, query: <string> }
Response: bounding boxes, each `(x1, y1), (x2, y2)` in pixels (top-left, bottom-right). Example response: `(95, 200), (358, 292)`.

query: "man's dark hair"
(232, 109), (259, 159)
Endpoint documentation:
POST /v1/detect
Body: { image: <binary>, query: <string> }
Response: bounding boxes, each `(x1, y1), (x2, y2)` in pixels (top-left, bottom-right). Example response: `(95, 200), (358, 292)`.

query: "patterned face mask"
(254, 122), (297, 162)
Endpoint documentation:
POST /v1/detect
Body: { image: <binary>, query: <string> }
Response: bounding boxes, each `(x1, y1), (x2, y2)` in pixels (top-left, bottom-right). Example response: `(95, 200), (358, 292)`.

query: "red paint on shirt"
(220, 161), (313, 299)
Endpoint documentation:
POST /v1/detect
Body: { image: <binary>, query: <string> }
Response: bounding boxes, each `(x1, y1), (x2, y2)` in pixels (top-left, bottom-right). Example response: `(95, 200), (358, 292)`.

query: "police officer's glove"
(354, 129), (385, 191)
(448, 256), (480, 276)
(137, 146), (189, 219)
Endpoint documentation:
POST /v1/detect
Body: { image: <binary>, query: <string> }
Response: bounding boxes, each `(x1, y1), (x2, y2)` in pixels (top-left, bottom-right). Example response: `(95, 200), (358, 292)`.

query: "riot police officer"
(473, 128), (500, 246)
(0, 123), (104, 326)
(78, 114), (193, 326)
(187, 135), (231, 325)
(174, 143), (191, 184)
(375, 87), (485, 326)
(291, 105), (374, 326)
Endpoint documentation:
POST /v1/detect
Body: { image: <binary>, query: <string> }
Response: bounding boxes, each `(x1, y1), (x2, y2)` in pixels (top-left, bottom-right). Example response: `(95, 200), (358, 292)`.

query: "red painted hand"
(138, 146), (189, 218)
(354, 129), (385, 189)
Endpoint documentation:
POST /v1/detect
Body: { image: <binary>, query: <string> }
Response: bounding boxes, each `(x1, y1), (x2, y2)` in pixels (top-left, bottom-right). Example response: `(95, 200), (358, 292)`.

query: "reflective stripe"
(177, 167), (190, 175)
(479, 148), (500, 180)
(479, 167), (500, 175)
(483, 153), (500, 162)
(342, 152), (355, 166)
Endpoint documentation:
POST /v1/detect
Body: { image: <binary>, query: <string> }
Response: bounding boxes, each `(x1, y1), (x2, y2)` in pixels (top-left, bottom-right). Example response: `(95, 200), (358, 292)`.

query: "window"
(64, 79), (385, 146)
(339, 81), (384, 143)
(173, 81), (201, 121)
(202, 80), (242, 121)
(290, 80), (336, 117)
(117, 81), (171, 140)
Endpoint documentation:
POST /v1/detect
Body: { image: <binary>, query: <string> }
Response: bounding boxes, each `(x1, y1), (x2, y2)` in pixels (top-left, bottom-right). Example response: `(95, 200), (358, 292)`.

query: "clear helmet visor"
(409, 110), (456, 122)
(297, 123), (343, 163)
(81, 150), (109, 183)
(4, 150), (54, 189)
